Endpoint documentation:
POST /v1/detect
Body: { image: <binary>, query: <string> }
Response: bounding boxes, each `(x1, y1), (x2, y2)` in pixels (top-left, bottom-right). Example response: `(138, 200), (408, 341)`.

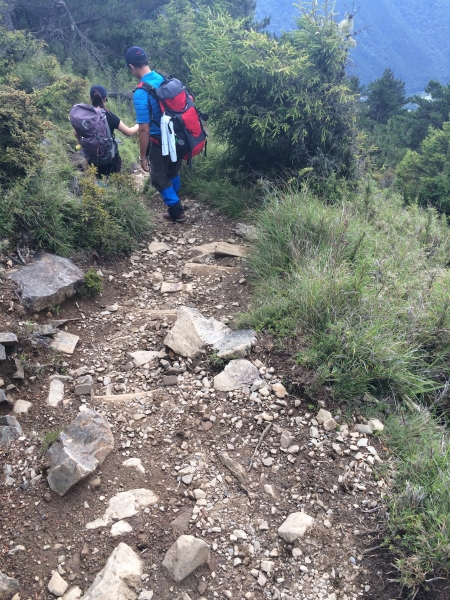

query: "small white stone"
(48, 571), (68, 596)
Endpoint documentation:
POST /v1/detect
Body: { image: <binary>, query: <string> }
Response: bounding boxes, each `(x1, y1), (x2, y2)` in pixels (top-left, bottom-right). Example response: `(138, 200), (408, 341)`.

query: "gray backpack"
(70, 104), (117, 166)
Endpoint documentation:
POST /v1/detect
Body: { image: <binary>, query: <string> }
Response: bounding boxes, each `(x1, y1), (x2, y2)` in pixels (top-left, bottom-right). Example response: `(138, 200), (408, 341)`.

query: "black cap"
(90, 85), (108, 99)
(125, 46), (147, 65)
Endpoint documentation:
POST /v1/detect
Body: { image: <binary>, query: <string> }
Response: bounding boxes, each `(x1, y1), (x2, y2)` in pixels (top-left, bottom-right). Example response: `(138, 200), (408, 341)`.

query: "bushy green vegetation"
(242, 183), (450, 402)
(191, 4), (356, 179)
(384, 412), (450, 589)
(397, 121), (450, 214)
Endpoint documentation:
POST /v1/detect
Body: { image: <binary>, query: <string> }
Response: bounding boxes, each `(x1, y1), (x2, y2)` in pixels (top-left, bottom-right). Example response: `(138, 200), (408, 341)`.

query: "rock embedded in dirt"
(62, 586), (83, 600)
(162, 535), (210, 583)
(48, 379), (65, 407)
(46, 409), (114, 496)
(164, 307), (231, 358)
(48, 570), (68, 596)
(0, 345), (5, 361)
(235, 223), (258, 240)
(0, 332), (18, 346)
(0, 571), (19, 599)
(212, 329), (257, 359)
(50, 331), (79, 355)
(12, 358), (24, 380)
(8, 252), (84, 312)
(323, 417), (337, 431)
(80, 542), (142, 599)
(110, 520), (133, 537)
(86, 489), (159, 529)
(354, 423), (373, 435)
(122, 457), (145, 473)
(74, 374), (93, 396)
(13, 399), (32, 414)
(271, 382), (288, 398)
(129, 350), (164, 367)
(316, 408), (332, 425)
(148, 241), (170, 253)
(0, 390), (11, 406)
(0, 415), (23, 445)
(213, 359), (259, 391)
(368, 418), (384, 432)
(278, 512), (315, 543)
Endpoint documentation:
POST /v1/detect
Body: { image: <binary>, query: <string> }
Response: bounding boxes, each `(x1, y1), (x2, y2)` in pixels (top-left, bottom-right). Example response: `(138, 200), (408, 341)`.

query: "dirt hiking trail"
(0, 189), (421, 600)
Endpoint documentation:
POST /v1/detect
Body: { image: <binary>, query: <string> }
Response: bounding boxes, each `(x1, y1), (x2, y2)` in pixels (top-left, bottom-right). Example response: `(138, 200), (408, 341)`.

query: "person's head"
(125, 46), (150, 79)
(90, 84), (108, 109)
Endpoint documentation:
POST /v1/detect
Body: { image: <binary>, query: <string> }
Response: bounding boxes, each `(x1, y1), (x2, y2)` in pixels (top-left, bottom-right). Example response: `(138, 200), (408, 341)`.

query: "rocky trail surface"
(0, 193), (401, 600)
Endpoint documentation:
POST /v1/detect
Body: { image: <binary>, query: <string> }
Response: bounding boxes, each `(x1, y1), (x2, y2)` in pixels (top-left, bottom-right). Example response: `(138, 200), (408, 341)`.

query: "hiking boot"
(163, 212), (187, 223)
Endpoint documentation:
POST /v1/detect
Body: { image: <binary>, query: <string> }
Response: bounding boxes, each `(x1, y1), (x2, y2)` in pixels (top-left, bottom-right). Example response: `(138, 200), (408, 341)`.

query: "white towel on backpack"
(160, 114), (177, 162)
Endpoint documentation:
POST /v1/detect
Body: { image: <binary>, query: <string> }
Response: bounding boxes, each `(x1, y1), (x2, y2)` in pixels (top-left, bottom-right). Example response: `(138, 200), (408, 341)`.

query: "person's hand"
(131, 123), (139, 135)
(140, 158), (149, 172)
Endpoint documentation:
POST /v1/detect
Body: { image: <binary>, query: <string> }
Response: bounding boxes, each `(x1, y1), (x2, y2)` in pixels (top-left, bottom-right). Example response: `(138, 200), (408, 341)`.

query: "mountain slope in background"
(255, 0), (450, 93)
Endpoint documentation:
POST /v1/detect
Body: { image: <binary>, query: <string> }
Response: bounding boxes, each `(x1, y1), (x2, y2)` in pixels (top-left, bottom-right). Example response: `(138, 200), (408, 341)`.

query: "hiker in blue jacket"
(125, 46), (186, 223)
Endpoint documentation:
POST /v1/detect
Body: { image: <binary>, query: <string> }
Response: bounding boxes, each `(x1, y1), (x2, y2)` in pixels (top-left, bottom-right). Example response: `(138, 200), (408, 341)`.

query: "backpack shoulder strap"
(136, 81), (158, 98)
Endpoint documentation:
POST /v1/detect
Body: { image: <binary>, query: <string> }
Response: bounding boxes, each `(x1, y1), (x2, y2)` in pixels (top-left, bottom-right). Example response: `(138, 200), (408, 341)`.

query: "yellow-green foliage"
(0, 86), (47, 185)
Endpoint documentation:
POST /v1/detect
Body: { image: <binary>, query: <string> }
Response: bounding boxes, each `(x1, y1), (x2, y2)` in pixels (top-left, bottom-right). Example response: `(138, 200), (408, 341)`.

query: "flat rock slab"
(81, 542), (142, 599)
(191, 242), (248, 258)
(148, 241), (170, 253)
(46, 409), (114, 496)
(129, 350), (164, 367)
(0, 415), (23, 445)
(94, 391), (154, 404)
(47, 379), (65, 407)
(0, 332), (18, 346)
(212, 329), (257, 359)
(278, 512), (314, 543)
(213, 359), (260, 391)
(50, 331), (79, 355)
(182, 263), (240, 277)
(162, 535), (210, 583)
(86, 489), (159, 529)
(164, 307), (231, 358)
(160, 282), (192, 294)
(8, 252), (84, 312)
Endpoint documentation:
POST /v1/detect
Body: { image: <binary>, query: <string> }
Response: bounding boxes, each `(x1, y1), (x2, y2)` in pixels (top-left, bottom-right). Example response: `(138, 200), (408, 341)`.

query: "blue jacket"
(133, 71), (165, 136)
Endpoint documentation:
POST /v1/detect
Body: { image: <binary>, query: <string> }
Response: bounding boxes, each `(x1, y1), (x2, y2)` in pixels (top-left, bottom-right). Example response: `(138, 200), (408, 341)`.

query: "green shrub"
(190, 4), (356, 180)
(77, 166), (152, 256)
(0, 86), (47, 187)
(241, 184), (450, 402)
(396, 121), (450, 214)
(80, 268), (103, 296)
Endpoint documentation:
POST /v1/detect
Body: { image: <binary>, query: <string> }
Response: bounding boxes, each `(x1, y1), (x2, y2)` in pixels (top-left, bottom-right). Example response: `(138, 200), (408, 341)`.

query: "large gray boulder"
(0, 416), (23, 445)
(0, 571), (19, 599)
(164, 307), (231, 358)
(213, 359), (260, 391)
(162, 535), (210, 583)
(8, 252), (84, 312)
(80, 543), (142, 599)
(212, 329), (257, 359)
(46, 408), (114, 496)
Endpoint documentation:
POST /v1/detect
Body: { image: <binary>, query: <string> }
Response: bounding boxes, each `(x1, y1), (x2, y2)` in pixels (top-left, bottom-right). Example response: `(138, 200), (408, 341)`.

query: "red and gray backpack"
(70, 104), (117, 166)
(136, 74), (207, 163)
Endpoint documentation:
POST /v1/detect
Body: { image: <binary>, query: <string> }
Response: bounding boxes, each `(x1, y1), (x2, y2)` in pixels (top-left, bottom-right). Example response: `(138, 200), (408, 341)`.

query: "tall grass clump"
(1, 131), (152, 256)
(383, 411), (450, 590)
(182, 140), (261, 218)
(242, 183), (450, 402)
